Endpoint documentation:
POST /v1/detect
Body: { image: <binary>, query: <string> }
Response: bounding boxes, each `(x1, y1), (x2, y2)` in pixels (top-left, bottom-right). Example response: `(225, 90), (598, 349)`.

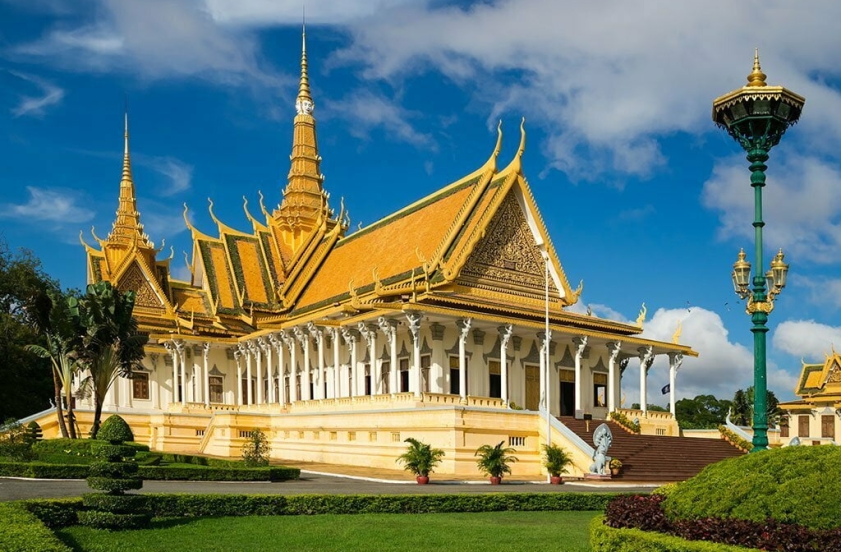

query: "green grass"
(56, 511), (599, 552)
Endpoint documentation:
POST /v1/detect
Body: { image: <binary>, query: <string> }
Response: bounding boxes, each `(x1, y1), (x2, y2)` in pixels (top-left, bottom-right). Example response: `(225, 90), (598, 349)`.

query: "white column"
(274, 333), (285, 406)
(406, 312), (422, 398)
(176, 341), (187, 406)
(341, 328), (358, 397)
(378, 317), (398, 395)
(285, 332), (298, 403)
(165, 342), (178, 406)
(265, 336), (275, 404)
(499, 324), (513, 404)
(245, 342), (254, 405)
(458, 319), (471, 402)
(638, 346), (654, 414)
(150, 353), (161, 409)
(669, 353), (683, 417)
(190, 347), (199, 404)
(255, 338), (264, 405)
(331, 328), (341, 398)
(606, 342), (621, 413)
(573, 336), (588, 413)
(359, 323), (379, 395)
(203, 342), (210, 407)
(234, 346), (244, 406)
(539, 331), (552, 413)
(309, 323), (325, 400)
(294, 327), (310, 401)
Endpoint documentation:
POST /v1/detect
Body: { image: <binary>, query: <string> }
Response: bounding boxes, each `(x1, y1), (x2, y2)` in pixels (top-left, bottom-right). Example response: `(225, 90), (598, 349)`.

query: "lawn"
(56, 510), (599, 552)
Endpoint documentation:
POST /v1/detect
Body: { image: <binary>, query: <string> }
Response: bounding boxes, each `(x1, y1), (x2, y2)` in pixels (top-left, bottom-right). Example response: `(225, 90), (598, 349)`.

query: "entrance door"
(822, 415), (835, 439)
(525, 365), (539, 411)
(799, 415), (810, 438)
(560, 382), (574, 416)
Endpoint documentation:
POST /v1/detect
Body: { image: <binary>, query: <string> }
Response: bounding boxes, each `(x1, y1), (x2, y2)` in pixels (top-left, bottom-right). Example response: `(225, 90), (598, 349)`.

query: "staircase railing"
(539, 407), (595, 457)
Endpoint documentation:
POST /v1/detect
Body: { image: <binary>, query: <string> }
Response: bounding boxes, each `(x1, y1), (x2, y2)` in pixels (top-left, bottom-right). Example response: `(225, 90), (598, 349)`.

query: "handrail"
(725, 409), (753, 442)
(539, 407), (595, 457)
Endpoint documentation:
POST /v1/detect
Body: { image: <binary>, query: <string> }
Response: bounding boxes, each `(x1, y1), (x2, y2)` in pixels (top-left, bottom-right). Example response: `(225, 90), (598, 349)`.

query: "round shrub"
(91, 443), (137, 461)
(87, 476), (143, 494)
(82, 493), (148, 514)
(97, 415), (134, 444)
(77, 510), (151, 530)
(664, 445), (841, 530)
(89, 460), (139, 479)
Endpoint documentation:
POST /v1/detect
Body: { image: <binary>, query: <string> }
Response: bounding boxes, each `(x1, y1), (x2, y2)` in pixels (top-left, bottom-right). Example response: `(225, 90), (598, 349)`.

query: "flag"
(661, 384), (670, 395)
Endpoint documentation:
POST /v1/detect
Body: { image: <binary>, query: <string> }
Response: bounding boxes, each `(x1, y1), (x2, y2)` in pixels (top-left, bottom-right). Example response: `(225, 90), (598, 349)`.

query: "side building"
(35, 31), (698, 477)
(779, 351), (841, 445)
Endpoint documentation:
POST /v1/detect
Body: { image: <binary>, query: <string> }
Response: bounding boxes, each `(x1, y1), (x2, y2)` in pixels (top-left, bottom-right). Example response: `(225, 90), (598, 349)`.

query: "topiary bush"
(96, 415), (134, 444)
(663, 445), (841, 530)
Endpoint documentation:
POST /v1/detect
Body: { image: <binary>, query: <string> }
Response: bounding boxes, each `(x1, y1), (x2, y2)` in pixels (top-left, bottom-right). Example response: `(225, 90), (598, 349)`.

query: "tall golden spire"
(746, 48), (767, 87)
(274, 23), (329, 244)
(107, 111), (152, 249)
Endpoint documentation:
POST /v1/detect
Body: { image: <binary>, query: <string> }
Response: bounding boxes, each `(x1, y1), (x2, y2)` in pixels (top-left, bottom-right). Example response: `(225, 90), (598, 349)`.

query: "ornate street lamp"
(713, 51), (804, 452)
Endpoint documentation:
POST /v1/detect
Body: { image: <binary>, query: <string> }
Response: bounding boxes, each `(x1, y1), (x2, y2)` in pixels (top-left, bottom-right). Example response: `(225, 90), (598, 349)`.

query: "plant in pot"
(542, 443), (573, 484)
(609, 458), (623, 476)
(475, 441), (518, 484)
(396, 437), (445, 484)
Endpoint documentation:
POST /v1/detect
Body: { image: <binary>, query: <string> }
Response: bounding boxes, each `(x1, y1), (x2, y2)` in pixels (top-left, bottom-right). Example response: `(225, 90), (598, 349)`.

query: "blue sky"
(3, 0), (841, 405)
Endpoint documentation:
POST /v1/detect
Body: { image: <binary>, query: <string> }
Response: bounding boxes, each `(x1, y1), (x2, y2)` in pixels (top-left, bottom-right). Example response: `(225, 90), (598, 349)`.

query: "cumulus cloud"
(703, 153), (841, 264)
(204, 0), (418, 26)
(773, 320), (841, 361)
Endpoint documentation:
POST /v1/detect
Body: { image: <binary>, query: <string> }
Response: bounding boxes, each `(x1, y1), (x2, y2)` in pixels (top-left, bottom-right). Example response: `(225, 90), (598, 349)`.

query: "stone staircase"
(557, 417), (745, 482)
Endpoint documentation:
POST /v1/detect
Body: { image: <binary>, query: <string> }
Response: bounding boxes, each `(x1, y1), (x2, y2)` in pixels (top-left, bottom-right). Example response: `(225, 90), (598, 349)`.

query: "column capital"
(358, 322), (377, 345)
(668, 352), (684, 371)
(457, 318), (472, 341)
(499, 324), (513, 348)
(572, 335), (588, 352)
(341, 326), (359, 345)
(308, 322), (324, 344)
(405, 311), (422, 341)
(606, 341), (622, 361)
(638, 345), (655, 373)
(202, 342), (211, 359)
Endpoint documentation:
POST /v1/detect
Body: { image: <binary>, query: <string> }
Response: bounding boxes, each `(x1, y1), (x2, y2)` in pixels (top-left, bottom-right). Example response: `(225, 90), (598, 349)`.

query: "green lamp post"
(712, 51), (804, 452)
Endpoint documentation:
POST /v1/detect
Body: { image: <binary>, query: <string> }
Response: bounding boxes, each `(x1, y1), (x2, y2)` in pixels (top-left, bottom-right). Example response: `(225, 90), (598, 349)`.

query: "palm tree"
(27, 290), (81, 438)
(75, 282), (147, 438)
(475, 441), (518, 481)
(396, 438), (445, 479)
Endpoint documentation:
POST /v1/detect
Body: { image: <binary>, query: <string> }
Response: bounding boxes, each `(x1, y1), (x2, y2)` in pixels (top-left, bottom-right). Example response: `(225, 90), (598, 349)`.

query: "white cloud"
(565, 298), (630, 323)
(326, 89), (435, 149)
(791, 274), (841, 310)
(8, 71), (65, 117)
(702, 154), (841, 264)
(0, 186), (94, 223)
(773, 320), (841, 361)
(203, 0), (418, 26)
(138, 155), (194, 196)
(139, 205), (188, 242)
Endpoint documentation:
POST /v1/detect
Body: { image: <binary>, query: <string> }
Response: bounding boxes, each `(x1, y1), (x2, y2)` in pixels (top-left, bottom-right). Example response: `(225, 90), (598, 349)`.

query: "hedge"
(21, 499), (82, 529)
(77, 510), (151, 530)
(589, 515), (754, 552)
(0, 461), (89, 479)
(159, 453), (243, 468)
(137, 465), (300, 481)
(0, 502), (72, 552)
(33, 439), (149, 457)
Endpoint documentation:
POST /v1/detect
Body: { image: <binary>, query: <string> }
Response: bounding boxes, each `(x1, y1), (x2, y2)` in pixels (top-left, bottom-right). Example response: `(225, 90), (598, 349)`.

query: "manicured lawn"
(57, 510), (599, 551)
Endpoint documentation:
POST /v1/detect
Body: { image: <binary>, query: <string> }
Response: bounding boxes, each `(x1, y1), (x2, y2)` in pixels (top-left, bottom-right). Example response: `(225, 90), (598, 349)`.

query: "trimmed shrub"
(76, 510), (151, 530)
(87, 476), (143, 493)
(21, 498), (82, 529)
(0, 461), (89, 479)
(651, 482), (679, 497)
(82, 493), (148, 514)
(0, 419), (36, 461)
(0, 502), (72, 552)
(97, 415), (134, 443)
(33, 438), (94, 456)
(90, 443), (137, 461)
(664, 445), (841, 530)
(590, 515), (752, 552)
(138, 465), (300, 481)
(605, 494), (670, 532)
(89, 460), (139, 478)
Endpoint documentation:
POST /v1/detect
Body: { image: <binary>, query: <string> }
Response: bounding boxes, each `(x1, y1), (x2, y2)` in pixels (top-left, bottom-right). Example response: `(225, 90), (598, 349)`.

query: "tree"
(631, 403), (669, 412)
(26, 289), (82, 438)
(396, 438), (445, 478)
(742, 386), (783, 427)
(75, 282), (148, 439)
(675, 394), (733, 429)
(731, 389), (751, 426)
(0, 242), (58, 422)
(242, 428), (271, 467)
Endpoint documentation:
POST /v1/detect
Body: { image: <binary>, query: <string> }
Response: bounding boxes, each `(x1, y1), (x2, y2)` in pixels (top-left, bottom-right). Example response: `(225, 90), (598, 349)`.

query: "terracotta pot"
(416, 475), (429, 485)
(610, 468), (620, 476)
(550, 475), (563, 485)
(490, 476), (502, 485)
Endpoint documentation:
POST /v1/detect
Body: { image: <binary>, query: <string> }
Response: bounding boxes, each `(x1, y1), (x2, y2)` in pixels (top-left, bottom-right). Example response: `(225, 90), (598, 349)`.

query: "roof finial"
(295, 18), (314, 115)
(122, 108), (132, 183)
(746, 48), (767, 87)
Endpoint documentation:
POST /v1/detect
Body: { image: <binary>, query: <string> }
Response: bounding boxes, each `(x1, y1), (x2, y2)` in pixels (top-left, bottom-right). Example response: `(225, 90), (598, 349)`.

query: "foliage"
(542, 443), (573, 477)
(73, 281), (148, 438)
(717, 425), (752, 452)
(0, 460), (89, 479)
(475, 441), (519, 479)
(0, 242), (58, 422)
(590, 515), (752, 552)
(603, 494), (841, 552)
(138, 465), (300, 481)
(241, 428), (271, 467)
(675, 394), (733, 430)
(396, 438), (445, 477)
(97, 415), (134, 443)
(0, 502), (72, 552)
(650, 482), (679, 497)
(743, 386), (783, 427)
(0, 418), (36, 461)
(609, 458), (623, 470)
(33, 438), (148, 457)
(59, 511), (599, 552)
(77, 510), (151, 530)
(663, 445), (841, 530)
(89, 459), (139, 478)
(609, 411), (640, 433)
(21, 498), (82, 529)
(731, 389), (750, 426)
(81, 493), (147, 513)
(630, 403), (669, 412)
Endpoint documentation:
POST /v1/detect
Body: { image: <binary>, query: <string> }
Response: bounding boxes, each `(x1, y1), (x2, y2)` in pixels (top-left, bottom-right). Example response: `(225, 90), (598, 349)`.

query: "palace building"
(779, 351), (841, 446)
(34, 31), (700, 477)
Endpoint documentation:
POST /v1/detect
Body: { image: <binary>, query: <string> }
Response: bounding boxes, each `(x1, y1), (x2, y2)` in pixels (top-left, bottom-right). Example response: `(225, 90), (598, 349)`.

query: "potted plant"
(475, 441), (518, 484)
(542, 443), (573, 484)
(396, 438), (445, 484)
(609, 458), (623, 476)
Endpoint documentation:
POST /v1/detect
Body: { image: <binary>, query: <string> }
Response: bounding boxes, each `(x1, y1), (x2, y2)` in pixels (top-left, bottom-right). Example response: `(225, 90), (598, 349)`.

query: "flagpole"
(544, 252), (551, 477)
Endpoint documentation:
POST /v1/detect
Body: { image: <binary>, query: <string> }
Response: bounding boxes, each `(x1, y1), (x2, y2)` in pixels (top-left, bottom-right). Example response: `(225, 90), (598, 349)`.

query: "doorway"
(525, 365), (539, 410)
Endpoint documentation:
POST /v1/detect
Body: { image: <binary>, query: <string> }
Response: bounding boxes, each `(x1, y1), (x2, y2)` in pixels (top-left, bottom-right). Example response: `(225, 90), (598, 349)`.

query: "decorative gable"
(116, 262), (165, 312)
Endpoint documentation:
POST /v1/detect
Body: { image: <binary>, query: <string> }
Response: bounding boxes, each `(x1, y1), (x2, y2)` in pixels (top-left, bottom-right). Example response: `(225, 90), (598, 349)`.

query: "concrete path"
(0, 472), (655, 502)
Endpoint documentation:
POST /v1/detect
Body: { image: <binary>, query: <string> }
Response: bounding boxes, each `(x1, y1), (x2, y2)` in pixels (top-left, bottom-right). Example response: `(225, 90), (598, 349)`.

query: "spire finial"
(295, 20), (314, 115)
(746, 48), (767, 87)
(122, 108), (132, 183)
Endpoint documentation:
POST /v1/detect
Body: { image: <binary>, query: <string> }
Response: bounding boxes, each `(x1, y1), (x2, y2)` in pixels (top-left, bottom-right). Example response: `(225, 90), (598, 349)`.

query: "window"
(449, 356), (467, 395)
(381, 361), (390, 394)
(822, 415), (835, 439)
(780, 418), (789, 438)
(593, 372), (607, 408)
(798, 415), (810, 438)
(209, 376), (224, 404)
(421, 355), (431, 393)
(364, 364), (372, 396)
(399, 358), (410, 393)
(488, 360), (501, 398)
(132, 372), (149, 400)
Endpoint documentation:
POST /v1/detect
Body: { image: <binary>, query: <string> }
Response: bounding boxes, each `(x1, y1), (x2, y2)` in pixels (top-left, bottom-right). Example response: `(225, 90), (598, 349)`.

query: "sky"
(2, 0), (841, 407)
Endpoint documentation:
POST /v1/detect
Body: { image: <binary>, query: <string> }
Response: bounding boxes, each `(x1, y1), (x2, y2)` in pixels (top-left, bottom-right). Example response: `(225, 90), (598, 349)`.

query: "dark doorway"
(489, 374), (501, 399)
(559, 381), (574, 416)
